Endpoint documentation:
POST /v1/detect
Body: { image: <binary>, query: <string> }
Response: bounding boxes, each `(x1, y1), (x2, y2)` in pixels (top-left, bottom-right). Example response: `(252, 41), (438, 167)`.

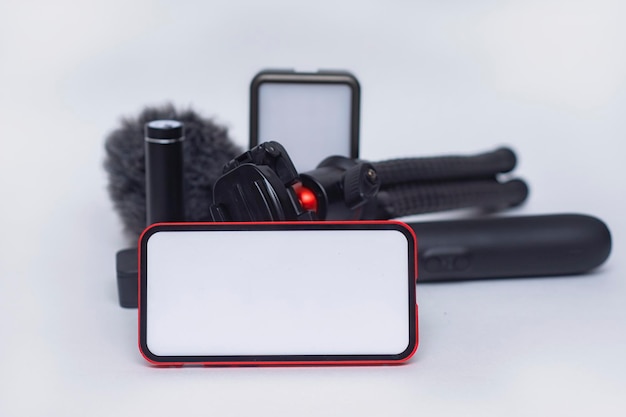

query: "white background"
(0, 0), (624, 416)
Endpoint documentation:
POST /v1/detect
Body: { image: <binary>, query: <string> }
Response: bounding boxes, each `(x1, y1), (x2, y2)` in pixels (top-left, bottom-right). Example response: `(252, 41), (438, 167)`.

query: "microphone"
(144, 120), (185, 225)
(104, 104), (242, 241)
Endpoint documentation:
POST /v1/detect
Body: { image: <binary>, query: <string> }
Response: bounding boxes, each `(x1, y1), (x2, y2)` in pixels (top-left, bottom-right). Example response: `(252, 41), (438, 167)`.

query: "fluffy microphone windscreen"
(104, 104), (242, 241)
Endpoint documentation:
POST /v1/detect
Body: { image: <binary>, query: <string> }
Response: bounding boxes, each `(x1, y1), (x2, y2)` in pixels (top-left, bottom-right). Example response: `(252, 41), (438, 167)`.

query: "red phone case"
(139, 221), (418, 366)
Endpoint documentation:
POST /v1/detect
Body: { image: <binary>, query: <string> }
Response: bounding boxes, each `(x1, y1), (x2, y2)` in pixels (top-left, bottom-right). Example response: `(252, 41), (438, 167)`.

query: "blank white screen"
(258, 83), (353, 171)
(145, 229), (410, 357)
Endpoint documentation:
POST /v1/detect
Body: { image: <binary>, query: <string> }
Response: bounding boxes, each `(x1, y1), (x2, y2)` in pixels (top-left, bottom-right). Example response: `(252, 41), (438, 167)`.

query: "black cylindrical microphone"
(145, 120), (185, 225)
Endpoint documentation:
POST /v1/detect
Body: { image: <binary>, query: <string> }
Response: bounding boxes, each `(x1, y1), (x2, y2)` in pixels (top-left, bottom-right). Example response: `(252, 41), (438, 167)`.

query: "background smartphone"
(250, 69), (360, 171)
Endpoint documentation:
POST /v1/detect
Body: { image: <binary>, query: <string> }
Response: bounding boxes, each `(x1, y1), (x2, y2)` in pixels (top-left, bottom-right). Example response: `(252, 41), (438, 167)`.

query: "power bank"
(410, 214), (611, 281)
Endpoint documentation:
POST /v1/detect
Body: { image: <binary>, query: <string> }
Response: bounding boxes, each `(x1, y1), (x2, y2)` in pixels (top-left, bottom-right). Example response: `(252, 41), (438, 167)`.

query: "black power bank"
(409, 214), (612, 282)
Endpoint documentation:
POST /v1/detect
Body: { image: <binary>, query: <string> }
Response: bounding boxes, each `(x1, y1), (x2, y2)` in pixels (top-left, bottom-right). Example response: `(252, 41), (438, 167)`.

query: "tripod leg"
(371, 178), (529, 218)
(373, 147), (517, 185)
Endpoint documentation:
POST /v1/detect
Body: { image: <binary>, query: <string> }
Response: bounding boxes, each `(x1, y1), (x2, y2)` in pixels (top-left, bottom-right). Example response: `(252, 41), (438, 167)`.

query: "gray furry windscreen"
(104, 104), (242, 241)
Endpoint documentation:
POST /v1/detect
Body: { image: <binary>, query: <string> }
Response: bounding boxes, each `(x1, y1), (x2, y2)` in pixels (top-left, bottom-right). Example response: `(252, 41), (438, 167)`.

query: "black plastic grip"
(116, 248), (139, 308)
(374, 179), (529, 218)
(373, 147), (517, 185)
(409, 214), (612, 281)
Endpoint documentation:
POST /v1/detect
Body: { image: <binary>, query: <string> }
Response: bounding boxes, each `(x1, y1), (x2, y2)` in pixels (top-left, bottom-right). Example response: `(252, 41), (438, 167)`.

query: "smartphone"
(139, 221), (418, 366)
(250, 69), (360, 171)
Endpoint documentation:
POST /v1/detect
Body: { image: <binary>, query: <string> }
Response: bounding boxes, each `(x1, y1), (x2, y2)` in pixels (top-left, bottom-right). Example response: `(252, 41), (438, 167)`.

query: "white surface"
(0, 0), (624, 416)
(258, 82), (353, 170)
(145, 228), (410, 357)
